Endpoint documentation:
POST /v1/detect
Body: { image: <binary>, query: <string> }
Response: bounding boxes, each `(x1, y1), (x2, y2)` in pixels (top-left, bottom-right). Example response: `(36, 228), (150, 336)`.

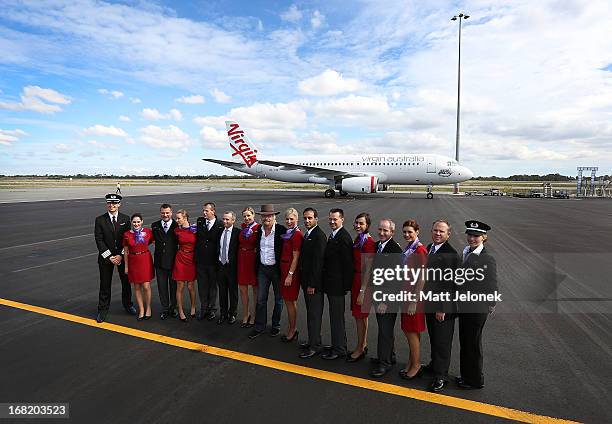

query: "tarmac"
(0, 189), (611, 423)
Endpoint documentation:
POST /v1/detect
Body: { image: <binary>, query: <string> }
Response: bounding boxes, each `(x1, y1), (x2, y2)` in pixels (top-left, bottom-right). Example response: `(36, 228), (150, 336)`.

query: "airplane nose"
(463, 166), (474, 180)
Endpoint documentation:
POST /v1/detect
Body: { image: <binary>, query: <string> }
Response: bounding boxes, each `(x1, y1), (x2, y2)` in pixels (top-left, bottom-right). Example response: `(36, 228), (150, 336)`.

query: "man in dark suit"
(216, 211), (241, 325)
(151, 203), (178, 320)
(424, 219), (459, 392)
(370, 218), (403, 377)
(196, 202), (224, 321)
(298, 207), (328, 359)
(248, 204), (287, 339)
(320, 208), (353, 360)
(94, 193), (135, 323)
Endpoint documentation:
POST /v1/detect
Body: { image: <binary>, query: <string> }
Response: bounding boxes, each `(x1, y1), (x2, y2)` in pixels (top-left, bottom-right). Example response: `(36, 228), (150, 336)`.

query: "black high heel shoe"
(346, 346), (368, 362)
(137, 314), (145, 321)
(399, 366), (423, 380)
(281, 330), (299, 343)
(190, 311), (196, 319)
(144, 310), (152, 320)
(240, 315), (251, 328)
(179, 313), (188, 322)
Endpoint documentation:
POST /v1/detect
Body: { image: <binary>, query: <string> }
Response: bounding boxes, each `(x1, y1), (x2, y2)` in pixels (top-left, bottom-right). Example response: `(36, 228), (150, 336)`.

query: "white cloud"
(176, 94), (205, 104)
(0, 86), (71, 114)
(281, 5), (302, 23)
(130, 97), (142, 104)
(98, 88), (124, 99)
(119, 115), (131, 122)
(0, 128), (27, 145)
(211, 88), (231, 103)
(139, 125), (192, 150)
(193, 115), (228, 127)
(311, 10), (325, 29)
(53, 143), (73, 153)
(140, 108), (182, 121)
(199, 126), (226, 149)
(84, 125), (127, 137)
(298, 70), (362, 96)
(228, 101), (308, 129)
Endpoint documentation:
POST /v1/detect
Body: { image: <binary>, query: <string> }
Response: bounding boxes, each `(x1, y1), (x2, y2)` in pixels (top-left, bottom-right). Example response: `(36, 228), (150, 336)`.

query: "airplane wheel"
(427, 192), (434, 199)
(325, 189), (336, 198)
(340, 191), (348, 197)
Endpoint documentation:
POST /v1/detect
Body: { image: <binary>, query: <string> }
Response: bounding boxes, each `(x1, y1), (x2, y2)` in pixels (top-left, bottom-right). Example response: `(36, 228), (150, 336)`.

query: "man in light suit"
(94, 193), (135, 323)
(216, 211), (241, 325)
(196, 202), (224, 321)
(298, 207), (328, 359)
(370, 218), (403, 377)
(151, 203), (178, 320)
(320, 208), (353, 360)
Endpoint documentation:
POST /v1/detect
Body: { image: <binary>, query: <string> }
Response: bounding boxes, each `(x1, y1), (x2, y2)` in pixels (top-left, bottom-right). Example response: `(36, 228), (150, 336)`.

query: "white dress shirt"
(260, 225), (276, 265)
(219, 227), (232, 264)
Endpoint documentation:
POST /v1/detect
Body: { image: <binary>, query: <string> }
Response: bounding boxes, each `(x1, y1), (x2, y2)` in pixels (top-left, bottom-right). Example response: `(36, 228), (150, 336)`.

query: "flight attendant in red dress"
(123, 213), (155, 321)
(172, 209), (197, 322)
(279, 208), (303, 342)
(347, 212), (376, 362)
(237, 207), (259, 328)
(399, 219), (427, 380)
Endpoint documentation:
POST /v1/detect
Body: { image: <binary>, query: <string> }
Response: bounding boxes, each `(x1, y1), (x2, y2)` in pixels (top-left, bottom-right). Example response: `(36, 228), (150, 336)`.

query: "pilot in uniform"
(94, 193), (135, 322)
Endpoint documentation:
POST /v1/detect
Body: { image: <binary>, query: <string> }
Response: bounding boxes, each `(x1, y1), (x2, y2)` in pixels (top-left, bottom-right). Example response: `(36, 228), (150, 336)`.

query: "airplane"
(203, 121), (474, 198)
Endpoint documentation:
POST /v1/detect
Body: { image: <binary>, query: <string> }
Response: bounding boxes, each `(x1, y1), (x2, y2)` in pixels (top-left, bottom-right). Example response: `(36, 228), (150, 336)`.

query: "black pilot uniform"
(456, 220), (498, 389)
(151, 217), (178, 319)
(196, 214), (224, 320)
(94, 193), (133, 322)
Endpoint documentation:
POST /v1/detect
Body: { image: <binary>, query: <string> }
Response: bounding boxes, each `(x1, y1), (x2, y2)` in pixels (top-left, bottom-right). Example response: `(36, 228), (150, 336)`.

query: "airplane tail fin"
(225, 120), (259, 168)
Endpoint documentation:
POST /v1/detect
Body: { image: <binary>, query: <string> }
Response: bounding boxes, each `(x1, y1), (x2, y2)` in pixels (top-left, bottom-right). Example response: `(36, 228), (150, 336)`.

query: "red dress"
(401, 243), (427, 333)
(237, 223), (260, 286)
(351, 234), (376, 318)
(172, 227), (196, 282)
(280, 228), (303, 301)
(123, 229), (154, 284)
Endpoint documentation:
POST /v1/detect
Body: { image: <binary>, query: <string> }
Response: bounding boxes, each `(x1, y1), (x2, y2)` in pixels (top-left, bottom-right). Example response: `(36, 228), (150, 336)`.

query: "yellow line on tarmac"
(0, 298), (579, 424)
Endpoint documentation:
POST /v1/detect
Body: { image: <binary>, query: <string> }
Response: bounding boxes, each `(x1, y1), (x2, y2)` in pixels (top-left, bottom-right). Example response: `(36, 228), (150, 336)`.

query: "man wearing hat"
(248, 204), (287, 339)
(94, 193), (135, 322)
(455, 220), (498, 389)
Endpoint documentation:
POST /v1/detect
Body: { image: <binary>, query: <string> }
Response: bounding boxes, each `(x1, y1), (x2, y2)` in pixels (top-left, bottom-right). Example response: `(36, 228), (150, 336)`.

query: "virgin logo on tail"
(226, 121), (258, 168)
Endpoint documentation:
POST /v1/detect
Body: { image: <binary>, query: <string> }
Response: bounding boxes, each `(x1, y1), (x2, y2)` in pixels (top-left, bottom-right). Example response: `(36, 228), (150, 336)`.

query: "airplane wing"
(202, 158), (251, 171)
(257, 160), (367, 179)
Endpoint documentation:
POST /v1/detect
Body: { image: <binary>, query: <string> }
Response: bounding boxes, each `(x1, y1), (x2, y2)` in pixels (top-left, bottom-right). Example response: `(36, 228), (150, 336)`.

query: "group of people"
(94, 193), (497, 392)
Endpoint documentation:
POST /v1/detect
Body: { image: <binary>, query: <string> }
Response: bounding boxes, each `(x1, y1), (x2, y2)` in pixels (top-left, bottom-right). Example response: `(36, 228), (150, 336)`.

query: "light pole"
(452, 12), (469, 194)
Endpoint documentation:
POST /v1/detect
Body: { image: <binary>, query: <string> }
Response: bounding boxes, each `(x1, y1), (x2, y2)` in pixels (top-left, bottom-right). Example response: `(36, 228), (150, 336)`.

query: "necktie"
(221, 229), (229, 264)
(329, 231), (334, 240)
(112, 215), (116, 232)
(377, 243), (383, 253)
(163, 222), (168, 233)
(429, 245), (435, 255)
(207, 220), (211, 230)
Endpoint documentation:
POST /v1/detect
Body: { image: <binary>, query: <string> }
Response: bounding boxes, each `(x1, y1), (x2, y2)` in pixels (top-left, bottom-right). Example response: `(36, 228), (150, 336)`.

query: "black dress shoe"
(206, 311), (216, 321)
(170, 309), (179, 318)
(248, 329), (263, 339)
(96, 310), (108, 323)
(299, 349), (320, 359)
(298, 341), (310, 349)
(455, 376), (484, 389)
(228, 315), (236, 325)
(429, 378), (447, 392)
(196, 311), (205, 321)
(269, 328), (280, 337)
(217, 316), (227, 325)
(281, 330), (299, 343)
(160, 312), (169, 320)
(370, 364), (391, 378)
(125, 305), (137, 315)
(399, 367), (423, 380)
(321, 352), (344, 360)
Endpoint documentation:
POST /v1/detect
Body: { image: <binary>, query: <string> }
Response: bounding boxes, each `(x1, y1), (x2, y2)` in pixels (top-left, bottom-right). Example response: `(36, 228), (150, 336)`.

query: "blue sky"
(1, 0), (611, 177)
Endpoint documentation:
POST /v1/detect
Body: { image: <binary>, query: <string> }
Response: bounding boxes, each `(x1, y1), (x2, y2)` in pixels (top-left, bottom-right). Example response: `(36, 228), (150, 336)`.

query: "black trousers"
(426, 313), (456, 380)
(327, 294), (347, 355)
(458, 313), (488, 386)
(97, 260), (132, 311)
(197, 264), (218, 312)
(155, 267), (177, 313)
(375, 311), (397, 367)
(303, 287), (324, 350)
(217, 264), (238, 318)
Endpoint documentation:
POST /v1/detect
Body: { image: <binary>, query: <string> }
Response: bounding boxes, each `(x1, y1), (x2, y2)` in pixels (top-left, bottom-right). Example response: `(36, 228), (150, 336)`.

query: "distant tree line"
(473, 173), (577, 181)
(0, 174), (259, 180)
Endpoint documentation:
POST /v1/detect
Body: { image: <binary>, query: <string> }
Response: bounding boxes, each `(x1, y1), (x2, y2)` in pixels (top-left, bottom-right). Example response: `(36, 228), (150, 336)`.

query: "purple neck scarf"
(353, 232), (369, 249)
(134, 228), (146, 244)
(402, 238), (421, 262)
(281, 226), (298, 240)
(242, 222), (255, 239)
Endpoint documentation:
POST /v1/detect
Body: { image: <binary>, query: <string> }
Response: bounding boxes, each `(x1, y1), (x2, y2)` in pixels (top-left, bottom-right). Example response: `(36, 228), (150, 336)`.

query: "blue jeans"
(254, 265), (283, 332)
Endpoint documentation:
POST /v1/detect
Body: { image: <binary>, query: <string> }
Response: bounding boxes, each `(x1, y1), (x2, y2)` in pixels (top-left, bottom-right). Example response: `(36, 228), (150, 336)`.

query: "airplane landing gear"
(340, 191), (348, 197)
(426, 185), (434, 199)
(324, 189), (336, 198)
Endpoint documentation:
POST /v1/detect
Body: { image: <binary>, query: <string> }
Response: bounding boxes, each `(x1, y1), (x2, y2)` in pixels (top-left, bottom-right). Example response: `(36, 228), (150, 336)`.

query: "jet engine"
(336, 176), (379, 194)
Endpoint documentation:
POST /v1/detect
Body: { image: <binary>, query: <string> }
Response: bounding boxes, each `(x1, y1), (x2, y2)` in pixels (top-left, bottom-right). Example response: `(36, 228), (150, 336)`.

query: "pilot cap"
(105, 193), (122, 203)
(465, 220), (490, 235)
